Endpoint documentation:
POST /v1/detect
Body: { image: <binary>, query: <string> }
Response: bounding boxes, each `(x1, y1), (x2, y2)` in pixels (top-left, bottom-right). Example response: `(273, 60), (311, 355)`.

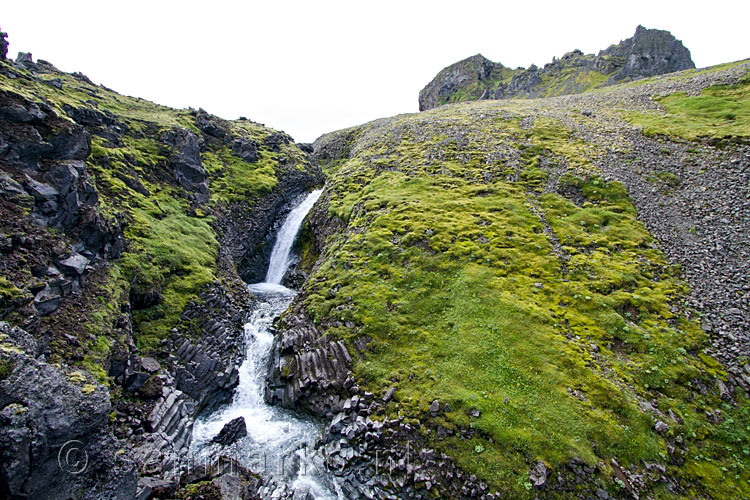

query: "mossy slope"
(309, 73), (750, 498)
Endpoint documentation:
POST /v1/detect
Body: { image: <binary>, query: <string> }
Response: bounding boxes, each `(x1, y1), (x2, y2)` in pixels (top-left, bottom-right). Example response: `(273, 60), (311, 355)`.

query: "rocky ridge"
(419, 25), (695, 111)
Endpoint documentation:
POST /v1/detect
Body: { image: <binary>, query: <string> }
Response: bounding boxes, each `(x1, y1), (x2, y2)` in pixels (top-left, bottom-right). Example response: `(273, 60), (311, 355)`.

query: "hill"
(1, 25), (749, 500)
(419, 26), (695, 111)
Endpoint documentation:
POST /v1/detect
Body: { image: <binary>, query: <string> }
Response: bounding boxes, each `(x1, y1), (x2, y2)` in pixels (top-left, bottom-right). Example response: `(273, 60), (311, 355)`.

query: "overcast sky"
(3, 1), (748, 142)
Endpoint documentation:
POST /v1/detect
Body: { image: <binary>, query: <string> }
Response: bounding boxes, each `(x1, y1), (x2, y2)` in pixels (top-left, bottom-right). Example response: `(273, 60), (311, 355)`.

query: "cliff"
(419, 26), (695, 111)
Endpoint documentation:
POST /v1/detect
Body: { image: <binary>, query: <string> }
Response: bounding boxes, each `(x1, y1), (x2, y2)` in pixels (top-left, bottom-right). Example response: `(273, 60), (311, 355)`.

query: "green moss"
(627, 74), (750, 141)
(202, 148), (277, 203)
(0, 358), (14, 380)
(303, 106), (740, 497)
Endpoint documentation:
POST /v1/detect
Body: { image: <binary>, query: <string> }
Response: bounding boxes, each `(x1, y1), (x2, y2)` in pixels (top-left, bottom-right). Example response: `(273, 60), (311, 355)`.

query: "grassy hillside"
(310, 62), (750, 498)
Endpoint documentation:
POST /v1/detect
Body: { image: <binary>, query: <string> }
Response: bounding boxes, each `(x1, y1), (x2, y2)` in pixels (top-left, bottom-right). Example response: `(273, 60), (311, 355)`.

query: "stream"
(192, 189), (342, 499)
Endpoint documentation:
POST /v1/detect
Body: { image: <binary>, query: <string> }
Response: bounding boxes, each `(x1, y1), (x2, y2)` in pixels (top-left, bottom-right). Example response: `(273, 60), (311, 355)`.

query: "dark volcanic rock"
(0, 323), (137, 499)
(231, 137), (259, 163)
(419, 54), (497, 111)
(602, 25), (695, 82)
(0, 27), (7, 60)
(161, 127), (210, 204)
(211, 417), (247, 446)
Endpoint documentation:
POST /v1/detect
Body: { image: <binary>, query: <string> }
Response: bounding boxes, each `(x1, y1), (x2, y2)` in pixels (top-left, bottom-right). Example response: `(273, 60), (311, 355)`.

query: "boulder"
(33, 283), (63, 315)
(231, 138), (259, 163)
(15, 51), (33, 66)
(58, 253), (89, 276)
(211, 417), (247, 446)
(263, 132), (291, 152)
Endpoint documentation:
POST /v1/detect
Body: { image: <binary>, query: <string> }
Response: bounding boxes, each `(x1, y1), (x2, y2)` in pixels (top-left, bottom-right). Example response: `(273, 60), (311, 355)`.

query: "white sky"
(3, 1), (749, 143)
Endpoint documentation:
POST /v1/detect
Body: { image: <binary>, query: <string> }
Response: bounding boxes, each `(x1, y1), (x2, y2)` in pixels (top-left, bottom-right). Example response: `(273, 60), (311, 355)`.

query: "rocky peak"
(419, 26), (695, 110)
(599, 24), (695, 81)
(418, 54), (499, 111)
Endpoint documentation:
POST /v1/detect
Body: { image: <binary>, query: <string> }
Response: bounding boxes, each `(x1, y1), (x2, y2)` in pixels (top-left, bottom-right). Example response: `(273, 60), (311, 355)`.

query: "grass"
(306, 104), (749, 497)
(627, 74), (750, 141)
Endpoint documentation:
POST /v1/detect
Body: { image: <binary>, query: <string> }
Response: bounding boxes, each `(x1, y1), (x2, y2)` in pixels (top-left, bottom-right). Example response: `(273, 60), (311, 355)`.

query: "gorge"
(1, 24), (749, 500)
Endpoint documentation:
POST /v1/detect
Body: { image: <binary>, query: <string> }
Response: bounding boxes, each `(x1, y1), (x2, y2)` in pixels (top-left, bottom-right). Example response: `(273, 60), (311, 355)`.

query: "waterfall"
(265, 189), (323, 285)
(192, 188), (341, 499)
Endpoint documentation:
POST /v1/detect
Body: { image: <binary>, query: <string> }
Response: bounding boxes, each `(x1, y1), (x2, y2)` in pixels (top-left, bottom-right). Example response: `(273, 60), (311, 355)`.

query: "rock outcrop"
(419, 25), (695, 110)
(0, 323), (136, 499)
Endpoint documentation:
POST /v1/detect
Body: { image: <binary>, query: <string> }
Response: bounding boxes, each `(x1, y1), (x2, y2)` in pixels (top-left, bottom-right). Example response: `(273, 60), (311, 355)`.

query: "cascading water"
(192, 189), (341, 499)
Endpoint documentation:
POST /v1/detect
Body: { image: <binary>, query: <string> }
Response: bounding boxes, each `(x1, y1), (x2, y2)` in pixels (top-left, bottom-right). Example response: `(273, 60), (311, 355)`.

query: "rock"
(231, 137), (259, 163)
(263, 132), (291, 152)
(58, 252), (89, 276)
(33, 283), (63, 315)
(469, 409), (481, 418)
(429, 400), (440, 414)
(196, 111), (225, 139)
(529, 460), (549, 489)
(654, 420), (670, 434)
(383, 387), (396, 403)
(141, 357), (161, 373)
(211, 417), (247, 446)
(161, 128), (210, 204)
(419, 25), (694, 110)
(15, 51), (33, 66)
(0, 327), (137, 499)
(124, 371), (151, 392)
(0, 27), (7, 60)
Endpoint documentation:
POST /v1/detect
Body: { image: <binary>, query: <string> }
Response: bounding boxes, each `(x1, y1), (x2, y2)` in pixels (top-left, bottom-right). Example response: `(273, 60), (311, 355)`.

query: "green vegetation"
(308, 104), (749, 497)
(0, 59), (311, 359)
(627, 75), (750, 141)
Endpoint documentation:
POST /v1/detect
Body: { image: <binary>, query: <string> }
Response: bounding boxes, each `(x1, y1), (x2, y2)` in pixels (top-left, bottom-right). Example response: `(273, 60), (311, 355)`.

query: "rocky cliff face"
(0, 45), (322, 499)
(419, 25), (695, 110)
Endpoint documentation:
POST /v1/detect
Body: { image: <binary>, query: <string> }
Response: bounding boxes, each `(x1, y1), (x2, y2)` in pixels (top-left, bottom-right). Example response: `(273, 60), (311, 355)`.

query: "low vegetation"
(309, 103), (749, 497)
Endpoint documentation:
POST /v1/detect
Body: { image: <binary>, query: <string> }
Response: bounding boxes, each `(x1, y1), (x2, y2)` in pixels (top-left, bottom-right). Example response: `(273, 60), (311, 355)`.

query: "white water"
(192, 189), (340, 499)
(265, 189), (323, 284)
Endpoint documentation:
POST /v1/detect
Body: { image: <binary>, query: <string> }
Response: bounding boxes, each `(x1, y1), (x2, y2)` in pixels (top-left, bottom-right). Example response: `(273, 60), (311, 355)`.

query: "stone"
(231, 138), (259, 163)
(33, 284), (62, 315)
(529, 460), (549, 489)
(654, 420), (670, 434)
(58, 253), (89, 276)
(140, 357), (161, 373)
(15, 51), (33, 66)
(211, 417), (247, 446)
(429, 400), (440, 414)
(383, 387), (396, 403)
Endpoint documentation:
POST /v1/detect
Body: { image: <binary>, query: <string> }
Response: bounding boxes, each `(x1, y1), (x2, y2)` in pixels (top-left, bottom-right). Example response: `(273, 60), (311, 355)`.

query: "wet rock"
(211, 417), (248, 446)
